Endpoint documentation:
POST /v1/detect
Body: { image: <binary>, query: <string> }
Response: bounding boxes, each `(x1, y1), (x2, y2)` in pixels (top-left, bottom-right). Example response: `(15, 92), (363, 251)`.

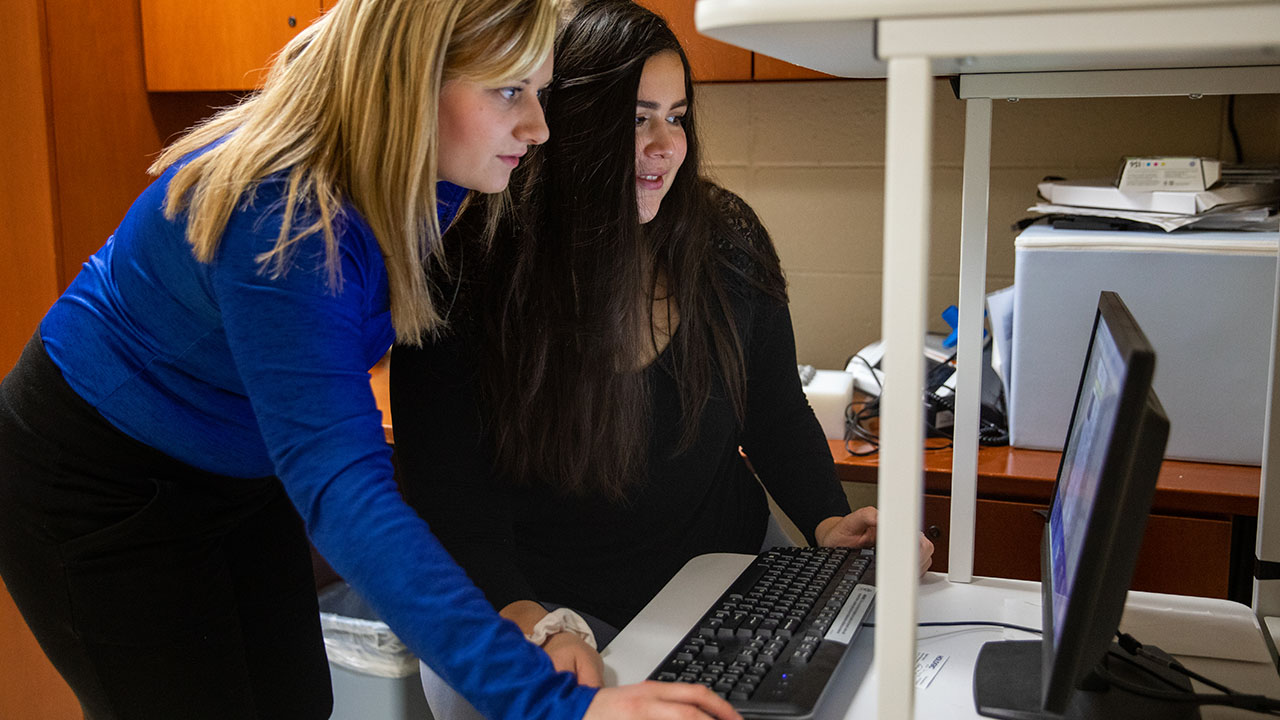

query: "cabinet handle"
(288, 16), (297, 27)
(925, 525), (942, 541)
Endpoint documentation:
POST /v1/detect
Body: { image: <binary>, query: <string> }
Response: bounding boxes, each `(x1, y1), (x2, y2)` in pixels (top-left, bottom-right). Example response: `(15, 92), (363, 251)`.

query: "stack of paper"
(1031, 177), (1280, 232)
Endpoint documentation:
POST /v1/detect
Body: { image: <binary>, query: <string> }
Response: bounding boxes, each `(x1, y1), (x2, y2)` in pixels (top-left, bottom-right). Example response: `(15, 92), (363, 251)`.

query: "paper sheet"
(915, 652), (949, 689)
(984, 285), (1015, 406)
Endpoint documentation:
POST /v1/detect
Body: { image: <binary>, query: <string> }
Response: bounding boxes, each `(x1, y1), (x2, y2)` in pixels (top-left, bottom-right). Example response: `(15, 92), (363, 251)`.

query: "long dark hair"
(474, 0), (785, 498)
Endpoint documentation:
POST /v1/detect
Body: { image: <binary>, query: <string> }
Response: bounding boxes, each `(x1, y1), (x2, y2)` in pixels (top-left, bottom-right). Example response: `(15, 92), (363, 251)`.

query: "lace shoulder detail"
(707, 185), (781, 288)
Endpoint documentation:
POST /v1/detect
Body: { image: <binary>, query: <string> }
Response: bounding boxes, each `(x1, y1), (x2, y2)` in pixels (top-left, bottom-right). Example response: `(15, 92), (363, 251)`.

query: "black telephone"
(844, 337), (1008, 452)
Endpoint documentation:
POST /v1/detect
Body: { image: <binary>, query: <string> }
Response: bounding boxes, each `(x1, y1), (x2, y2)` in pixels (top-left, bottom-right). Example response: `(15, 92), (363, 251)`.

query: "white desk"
(603, 553), (1280, 719)
(693, 3), (1280, 717)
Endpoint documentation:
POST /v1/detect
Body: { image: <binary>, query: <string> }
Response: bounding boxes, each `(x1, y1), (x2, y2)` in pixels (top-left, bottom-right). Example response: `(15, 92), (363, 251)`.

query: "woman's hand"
(500, 600), (604, 685)
(815, 506), (936, 576)
(916, 530), (935, 576)
(815, 506), (878, 548)
(585, 681), (741, 720)
(543, 632), (604, 687)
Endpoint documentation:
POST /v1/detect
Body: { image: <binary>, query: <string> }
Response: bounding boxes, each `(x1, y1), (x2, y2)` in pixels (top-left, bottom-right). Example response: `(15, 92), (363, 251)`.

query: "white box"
(802, 370), (854, 440)
(1010, 224), (1278, 465)
(1118, 157), (1222, 192)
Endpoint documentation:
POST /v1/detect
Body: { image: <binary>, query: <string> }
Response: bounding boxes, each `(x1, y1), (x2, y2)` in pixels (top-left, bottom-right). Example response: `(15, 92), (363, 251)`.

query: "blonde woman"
(0, 1), (736, 719)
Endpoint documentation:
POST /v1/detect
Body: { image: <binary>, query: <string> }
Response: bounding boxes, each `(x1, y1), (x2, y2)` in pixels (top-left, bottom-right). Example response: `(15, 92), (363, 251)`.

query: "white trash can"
(318, 583), (433, 720)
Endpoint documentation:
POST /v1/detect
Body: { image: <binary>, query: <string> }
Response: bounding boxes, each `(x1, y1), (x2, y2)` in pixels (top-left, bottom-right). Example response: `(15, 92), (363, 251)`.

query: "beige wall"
(695, 80), (1280, 370)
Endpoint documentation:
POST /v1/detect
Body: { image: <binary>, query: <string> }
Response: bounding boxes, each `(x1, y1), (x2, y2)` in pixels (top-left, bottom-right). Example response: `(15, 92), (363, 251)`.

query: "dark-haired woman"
(391, 1), (933, 714)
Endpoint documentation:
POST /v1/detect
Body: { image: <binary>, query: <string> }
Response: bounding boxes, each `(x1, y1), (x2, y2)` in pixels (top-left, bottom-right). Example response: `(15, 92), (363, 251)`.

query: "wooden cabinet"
(753, 54), (836, 81)
(1, 7), (76, 718)
(139, 0), (325, 91)
(832, 440), (1257, 601)
(637, 0), (751, 82)
(5, 1), (245, 714)
(637, 0), (835, 82)
(2, 0), (60, 376)
(921, 494), (1234, 599)
(136, 0), (834, 89)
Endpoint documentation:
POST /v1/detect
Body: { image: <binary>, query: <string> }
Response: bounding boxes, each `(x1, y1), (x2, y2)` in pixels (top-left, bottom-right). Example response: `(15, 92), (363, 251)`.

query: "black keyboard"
(648, 547), (876, 718)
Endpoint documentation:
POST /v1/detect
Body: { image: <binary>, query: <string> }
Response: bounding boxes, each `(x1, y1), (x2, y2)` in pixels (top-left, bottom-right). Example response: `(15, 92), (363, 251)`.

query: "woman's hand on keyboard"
(585, 681), (742, 720)
(816, 506), (936, 576)
(815, 506), (879, 548)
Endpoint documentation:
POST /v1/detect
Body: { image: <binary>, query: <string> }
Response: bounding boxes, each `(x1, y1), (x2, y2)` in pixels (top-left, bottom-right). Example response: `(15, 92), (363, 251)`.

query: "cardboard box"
(1010, 224), (1278, 465)
(1038, 178), (1280, 215)
(1118, 156), (1222, 192)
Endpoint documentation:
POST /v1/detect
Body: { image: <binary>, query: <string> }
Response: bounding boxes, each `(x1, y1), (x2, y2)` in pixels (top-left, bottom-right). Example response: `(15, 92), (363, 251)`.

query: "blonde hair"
(150, 0), (557, 344)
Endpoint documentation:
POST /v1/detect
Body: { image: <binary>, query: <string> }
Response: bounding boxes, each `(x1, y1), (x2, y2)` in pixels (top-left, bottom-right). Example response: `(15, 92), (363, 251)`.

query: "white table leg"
(1254, 240), (1280, 668)
(876, 55), (933, 720)
(948, 97), (992, 584)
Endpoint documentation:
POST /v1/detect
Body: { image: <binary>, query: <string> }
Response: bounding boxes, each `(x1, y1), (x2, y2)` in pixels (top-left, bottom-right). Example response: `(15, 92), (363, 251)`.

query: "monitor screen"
(1047, 311), (1126, 650)
(974, 291), (1176, 720)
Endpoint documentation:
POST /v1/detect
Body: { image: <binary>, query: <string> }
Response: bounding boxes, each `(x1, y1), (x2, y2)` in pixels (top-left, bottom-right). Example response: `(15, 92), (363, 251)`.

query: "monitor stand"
(973, 640), (1200, 720)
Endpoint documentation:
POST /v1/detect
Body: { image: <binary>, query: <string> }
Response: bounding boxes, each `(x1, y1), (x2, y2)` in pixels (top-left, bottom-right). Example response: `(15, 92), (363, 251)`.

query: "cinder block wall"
(695, 80), (1280, 370)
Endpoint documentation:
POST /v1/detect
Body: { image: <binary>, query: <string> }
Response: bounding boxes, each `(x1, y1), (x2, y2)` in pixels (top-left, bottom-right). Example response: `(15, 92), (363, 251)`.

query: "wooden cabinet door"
(140, 0), (324, 91)
(636, 0), (751, 82)
(753, 54), (837, 81)
(923, 495), (1048, 583)
(923, 494), (1233, 599)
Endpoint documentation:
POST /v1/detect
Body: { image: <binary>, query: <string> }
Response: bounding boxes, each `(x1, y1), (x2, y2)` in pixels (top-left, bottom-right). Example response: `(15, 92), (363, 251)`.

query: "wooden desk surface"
(373, 360), (1258, 518)
(829, 438), (1262, 518)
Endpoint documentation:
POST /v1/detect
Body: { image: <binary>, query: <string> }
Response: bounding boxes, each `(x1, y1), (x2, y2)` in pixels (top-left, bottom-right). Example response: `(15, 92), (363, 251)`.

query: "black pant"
(0, 335), (333, 720)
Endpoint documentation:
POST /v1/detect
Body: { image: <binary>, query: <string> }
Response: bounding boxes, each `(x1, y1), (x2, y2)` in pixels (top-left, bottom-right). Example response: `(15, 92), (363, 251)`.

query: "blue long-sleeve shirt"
(40, 155), (595, 720)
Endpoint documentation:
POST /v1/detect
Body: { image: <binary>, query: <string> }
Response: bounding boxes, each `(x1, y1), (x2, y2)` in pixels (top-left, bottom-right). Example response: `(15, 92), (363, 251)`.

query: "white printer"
(1010, 224), (1279, 465)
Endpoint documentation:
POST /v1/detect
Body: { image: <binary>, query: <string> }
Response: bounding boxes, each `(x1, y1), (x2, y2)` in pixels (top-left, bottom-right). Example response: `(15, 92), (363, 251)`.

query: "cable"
(1114, 632), (1232, 694)
(863, 620), (1042, 635)
(847, 353), (882, 394)
(918, 620), (1040, 634)
(1106, 630), (1280, 715)
(843, 396), (954, 457)
(1094, 661), (1280, 714)
(1103, 645), (1204, 694)
(1228, 95), (1244, 164)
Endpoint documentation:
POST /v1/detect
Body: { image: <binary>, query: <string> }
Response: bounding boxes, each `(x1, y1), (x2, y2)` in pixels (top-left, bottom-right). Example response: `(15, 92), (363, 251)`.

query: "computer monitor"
(972, 291), (1194, 720)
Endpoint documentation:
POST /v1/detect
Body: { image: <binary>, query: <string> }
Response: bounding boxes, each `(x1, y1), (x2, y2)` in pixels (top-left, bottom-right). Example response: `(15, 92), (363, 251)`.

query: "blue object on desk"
(941, 304), (988, 349)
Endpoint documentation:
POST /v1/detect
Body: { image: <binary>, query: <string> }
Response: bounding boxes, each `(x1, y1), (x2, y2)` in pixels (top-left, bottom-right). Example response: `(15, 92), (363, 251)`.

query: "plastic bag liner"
(318, 583), (420, 679)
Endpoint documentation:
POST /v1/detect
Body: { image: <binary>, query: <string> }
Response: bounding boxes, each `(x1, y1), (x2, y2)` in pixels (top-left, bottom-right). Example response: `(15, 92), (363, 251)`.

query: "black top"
(390, 190), (850, 630)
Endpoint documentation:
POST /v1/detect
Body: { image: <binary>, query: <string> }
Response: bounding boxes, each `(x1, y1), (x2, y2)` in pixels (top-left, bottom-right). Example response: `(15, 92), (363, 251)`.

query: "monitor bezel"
(1039, 290), (1165, 713)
